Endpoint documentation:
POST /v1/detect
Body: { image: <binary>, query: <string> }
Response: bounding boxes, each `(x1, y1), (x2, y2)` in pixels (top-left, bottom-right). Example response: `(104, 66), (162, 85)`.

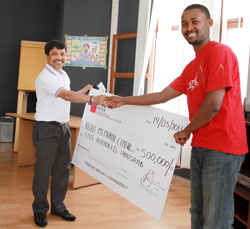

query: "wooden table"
(6, 112), (99, 189)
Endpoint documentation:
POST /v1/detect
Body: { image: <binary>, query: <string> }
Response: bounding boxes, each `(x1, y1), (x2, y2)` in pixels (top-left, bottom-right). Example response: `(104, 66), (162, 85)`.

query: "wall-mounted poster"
(64, 35), (108, 69)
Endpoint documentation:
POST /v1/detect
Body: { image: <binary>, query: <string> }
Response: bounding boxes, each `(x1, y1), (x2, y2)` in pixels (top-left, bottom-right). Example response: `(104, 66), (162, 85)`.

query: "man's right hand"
(92, 95), (109, 107)
(106, 96), (125, 109)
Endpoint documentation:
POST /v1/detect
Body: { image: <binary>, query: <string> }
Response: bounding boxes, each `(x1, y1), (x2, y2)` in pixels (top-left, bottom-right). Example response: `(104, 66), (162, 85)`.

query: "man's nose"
(56, 55), (62, 60)
(186, 23), (193, 31)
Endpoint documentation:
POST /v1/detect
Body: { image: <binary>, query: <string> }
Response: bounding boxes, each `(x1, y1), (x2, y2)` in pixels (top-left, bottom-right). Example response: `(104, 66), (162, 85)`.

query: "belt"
(38, 121), (68, 126)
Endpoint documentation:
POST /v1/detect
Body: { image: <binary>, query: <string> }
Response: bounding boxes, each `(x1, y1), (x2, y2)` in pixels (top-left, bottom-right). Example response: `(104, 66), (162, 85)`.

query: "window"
(221, 0), (250, 103)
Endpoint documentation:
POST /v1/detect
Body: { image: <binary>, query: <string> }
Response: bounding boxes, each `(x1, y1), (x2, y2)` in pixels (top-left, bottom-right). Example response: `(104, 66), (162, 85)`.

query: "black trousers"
(32, 121), (71, 214)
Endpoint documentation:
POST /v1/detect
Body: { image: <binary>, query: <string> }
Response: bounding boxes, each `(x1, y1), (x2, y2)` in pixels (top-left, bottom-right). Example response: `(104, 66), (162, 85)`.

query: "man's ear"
(208, 18), (213, 28)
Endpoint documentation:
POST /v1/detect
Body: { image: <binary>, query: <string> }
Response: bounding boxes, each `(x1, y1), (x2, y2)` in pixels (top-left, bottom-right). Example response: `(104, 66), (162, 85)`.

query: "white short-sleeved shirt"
(35, 64), (71, 123)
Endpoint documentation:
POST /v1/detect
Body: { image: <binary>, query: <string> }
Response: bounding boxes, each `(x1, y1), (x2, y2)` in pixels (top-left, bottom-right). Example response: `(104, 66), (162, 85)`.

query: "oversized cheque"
(72, 89), (189, 220)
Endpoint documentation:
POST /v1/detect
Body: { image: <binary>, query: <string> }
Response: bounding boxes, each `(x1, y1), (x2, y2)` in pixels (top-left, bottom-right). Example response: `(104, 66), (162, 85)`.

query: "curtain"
(133, 0), (161, 96)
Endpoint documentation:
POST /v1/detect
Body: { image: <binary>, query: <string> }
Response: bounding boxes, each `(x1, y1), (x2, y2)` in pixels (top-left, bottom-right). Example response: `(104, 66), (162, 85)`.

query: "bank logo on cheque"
(89, 103), (122, 124)
(90, 103), (107, 114)
(90, 103), (98, 113)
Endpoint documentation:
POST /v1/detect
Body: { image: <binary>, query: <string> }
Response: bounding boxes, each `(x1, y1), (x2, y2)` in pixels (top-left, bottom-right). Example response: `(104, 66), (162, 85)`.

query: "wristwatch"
(90, 95), (94, 103)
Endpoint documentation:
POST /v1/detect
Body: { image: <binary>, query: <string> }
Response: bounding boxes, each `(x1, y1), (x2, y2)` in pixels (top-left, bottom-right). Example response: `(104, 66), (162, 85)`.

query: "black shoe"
(34, 212), (47, 227)
(51, 209), (76, 221)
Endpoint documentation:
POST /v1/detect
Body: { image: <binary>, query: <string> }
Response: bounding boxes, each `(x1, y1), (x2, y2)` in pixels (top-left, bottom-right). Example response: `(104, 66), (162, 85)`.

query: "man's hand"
(106, 96), (125, 109)
(81, 84), (93, 94)
(174, 130), (190, 146)
(173, 88), (226, 146)
(92, 95), (109, 107)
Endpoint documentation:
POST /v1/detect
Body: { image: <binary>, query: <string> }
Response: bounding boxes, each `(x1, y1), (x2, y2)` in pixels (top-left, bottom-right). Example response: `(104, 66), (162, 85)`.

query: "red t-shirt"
(170, 41), (248, 155)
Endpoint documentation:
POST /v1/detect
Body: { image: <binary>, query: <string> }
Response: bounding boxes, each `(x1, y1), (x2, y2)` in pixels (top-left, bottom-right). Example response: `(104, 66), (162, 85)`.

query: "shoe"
(34, 212), (47, 227)
(51, 209), (76, 221)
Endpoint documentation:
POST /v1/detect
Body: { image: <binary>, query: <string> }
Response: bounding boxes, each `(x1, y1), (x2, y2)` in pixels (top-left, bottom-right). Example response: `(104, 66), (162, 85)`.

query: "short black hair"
(45, 40), (67, 55)
(183, 4), (211, 19)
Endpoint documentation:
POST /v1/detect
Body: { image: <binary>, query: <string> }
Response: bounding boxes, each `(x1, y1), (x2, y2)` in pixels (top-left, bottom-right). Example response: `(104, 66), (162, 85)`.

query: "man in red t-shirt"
(108, 4), (248, 228)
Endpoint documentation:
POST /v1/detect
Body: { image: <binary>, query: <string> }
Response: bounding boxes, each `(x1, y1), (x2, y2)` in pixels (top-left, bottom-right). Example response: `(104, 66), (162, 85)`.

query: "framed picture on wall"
(64, 35), (108, 69)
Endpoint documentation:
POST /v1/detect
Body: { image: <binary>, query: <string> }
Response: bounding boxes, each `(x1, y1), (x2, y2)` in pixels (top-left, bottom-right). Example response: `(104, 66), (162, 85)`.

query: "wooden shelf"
(234, 182), (250, 228)
(235, 183), (250, 199)
(109, 33), (154, 94)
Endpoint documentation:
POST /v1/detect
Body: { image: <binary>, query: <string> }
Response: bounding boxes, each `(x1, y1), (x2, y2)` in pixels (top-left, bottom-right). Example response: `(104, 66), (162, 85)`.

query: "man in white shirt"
(32, 40), (107, 227)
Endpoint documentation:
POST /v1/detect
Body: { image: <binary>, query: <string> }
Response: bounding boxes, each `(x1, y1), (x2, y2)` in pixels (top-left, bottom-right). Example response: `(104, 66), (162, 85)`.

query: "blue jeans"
(190, 147), (245, 229)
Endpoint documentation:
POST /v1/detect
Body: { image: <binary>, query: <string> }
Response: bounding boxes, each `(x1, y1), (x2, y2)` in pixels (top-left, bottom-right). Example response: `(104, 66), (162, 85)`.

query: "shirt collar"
(195, 41), (215, 58)
(46, 64), (62, 76)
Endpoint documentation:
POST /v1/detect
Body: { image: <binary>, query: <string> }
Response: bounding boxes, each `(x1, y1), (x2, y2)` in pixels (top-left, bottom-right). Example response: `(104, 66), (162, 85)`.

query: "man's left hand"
(174, 130), (190, 146)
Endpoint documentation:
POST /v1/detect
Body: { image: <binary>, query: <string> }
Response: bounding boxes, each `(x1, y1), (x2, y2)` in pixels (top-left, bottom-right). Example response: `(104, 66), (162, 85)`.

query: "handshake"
(90, 95), (124, 109)
(83, 83), (124, 109)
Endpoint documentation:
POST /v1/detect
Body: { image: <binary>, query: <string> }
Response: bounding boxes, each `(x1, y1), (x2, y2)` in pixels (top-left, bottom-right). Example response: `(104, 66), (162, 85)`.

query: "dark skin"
(174, 8), (225, 145)
(107, 8), (226, 146)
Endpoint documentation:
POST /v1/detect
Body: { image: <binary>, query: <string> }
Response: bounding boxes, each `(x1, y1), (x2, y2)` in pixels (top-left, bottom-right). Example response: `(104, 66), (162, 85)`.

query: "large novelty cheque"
(72, 89), (189, 220)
